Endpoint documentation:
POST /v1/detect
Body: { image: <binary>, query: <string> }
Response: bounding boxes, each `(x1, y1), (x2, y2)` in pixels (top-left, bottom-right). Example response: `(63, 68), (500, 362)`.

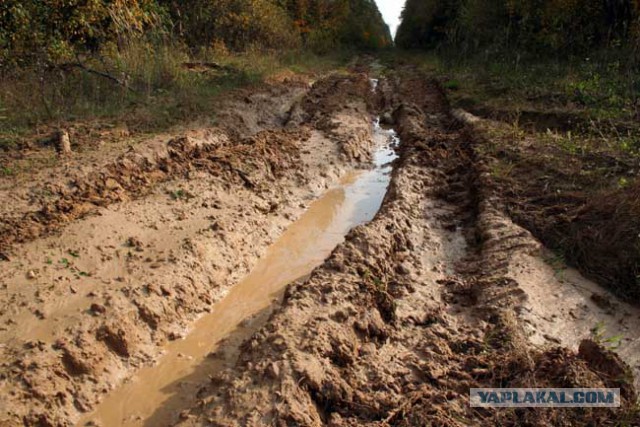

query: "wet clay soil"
(79, 119), (398, 427)
(0, 69), (639, 427)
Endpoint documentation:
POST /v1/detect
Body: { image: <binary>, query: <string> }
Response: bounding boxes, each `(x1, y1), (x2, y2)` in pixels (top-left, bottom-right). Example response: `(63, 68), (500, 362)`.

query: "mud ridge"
(174, 72), (638, 426)
(0, 72), (381, 427)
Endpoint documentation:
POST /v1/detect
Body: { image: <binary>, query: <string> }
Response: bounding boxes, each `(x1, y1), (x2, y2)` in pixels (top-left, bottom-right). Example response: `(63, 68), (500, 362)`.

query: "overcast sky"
(376, 0), (404, 37)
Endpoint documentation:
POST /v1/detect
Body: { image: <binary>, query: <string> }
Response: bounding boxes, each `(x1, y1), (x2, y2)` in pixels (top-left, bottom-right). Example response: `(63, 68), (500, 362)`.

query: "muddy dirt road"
(0, 66), (639, 426)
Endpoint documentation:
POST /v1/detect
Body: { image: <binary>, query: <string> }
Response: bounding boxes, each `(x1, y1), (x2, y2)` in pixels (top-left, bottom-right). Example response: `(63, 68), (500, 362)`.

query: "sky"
(375, 0), (404, 37)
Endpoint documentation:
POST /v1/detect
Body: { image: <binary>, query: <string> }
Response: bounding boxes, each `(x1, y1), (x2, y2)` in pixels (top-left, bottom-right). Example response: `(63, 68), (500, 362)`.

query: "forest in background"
(0, 0), (390, 142)
(393, 0), (639, 125)
(396, 0), (640, 54)
(0, 0), (391, 65)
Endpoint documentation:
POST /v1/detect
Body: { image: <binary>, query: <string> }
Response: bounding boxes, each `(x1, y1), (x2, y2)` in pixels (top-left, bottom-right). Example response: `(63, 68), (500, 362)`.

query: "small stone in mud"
(396, 263), (411, 275)
(26, 270), (37, 280)
(168, 331), (184, 341)
(590, 293), (616, 312)
(265, 362), (280, 379)
(380, 112), (394, 125)
(543, 334), (562, 344)
(90, 304), (107, 315)
(126, 237), (144, 252)
(207, 350), (225, 360)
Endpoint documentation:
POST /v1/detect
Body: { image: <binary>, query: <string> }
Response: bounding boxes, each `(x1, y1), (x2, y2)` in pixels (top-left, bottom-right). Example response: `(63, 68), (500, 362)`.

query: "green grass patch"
(387, 49), (639, 124)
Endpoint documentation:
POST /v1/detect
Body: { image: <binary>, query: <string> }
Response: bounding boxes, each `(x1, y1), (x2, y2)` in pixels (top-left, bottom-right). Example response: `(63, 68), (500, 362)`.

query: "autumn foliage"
(0, 0), (391, 66)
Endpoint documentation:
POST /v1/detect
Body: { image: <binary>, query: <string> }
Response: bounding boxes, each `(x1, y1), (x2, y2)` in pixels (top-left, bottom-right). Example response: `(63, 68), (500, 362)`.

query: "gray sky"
(376, 0), (404, 37)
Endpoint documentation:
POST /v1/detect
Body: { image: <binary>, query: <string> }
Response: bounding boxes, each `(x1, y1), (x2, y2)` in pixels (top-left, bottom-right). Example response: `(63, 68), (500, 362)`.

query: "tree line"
(396, 0), (640, 55)
(0, 0), (391, 67)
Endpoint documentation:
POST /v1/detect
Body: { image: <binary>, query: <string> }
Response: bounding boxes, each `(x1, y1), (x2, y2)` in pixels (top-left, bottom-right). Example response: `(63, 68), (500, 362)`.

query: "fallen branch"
(182, 61), (235, 72)
(55, 61), (136, 93)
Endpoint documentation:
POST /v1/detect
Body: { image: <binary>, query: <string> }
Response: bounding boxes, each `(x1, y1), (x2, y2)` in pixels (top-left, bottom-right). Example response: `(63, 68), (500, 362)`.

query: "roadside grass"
(386, 49), (639, 127)
(0, 42), (351, 150)
(383, 49), (640, 213)
(384, 50), (640, 301)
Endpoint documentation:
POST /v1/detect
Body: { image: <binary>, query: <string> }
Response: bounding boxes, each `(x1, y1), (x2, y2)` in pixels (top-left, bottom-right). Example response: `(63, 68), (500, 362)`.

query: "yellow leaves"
(1, 0), (391, 64)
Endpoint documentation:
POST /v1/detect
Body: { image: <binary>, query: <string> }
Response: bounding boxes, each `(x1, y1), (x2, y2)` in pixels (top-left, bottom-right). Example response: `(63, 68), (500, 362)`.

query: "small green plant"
(543, 251), (567, 279)
(59, 258), (71, 268)
(489, 160), (516, 179)
(618, 177), (630, 189)
(590, 321), (624, 349)
(67, 249), (80, 258)
(169, 188), (193, 201)
(45, 257), (53, 265)
(443, 79), (460, 90)
(619, 137), (638, 154)
(0, 166), (14, 176)
(548, 130), (583, 155)
(372, 276), (386, 292)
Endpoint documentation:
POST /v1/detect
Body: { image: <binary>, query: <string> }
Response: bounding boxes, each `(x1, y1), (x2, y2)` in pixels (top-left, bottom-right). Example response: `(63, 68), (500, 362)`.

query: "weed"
(390, 49), (638, 124)
(45, 257), (53, 265)
(169, 188), (194, 201)
(67, 249), (80, 258)
(489, 161), (515, 179)
(0, 166), (14, 176)
(542, 251), (567, 280)
(443, 79), (460, 90)
(59, 258), (71, 268)
(590, 321), (624, 350)
(551, 130), (583, 155)
(618, 177), (631, 189)
(372, 276), (387, 292)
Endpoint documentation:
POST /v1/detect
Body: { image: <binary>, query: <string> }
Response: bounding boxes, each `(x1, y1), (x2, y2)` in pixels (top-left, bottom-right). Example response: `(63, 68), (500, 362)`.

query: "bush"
(0, 0), (162, 66)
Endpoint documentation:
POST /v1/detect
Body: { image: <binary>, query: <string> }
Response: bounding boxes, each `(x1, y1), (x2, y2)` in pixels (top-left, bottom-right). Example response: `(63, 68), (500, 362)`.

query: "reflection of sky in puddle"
(345, 118), (400, 224)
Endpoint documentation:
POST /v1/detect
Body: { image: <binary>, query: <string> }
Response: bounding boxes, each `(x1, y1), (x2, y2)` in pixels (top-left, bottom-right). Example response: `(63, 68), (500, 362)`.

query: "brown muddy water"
(78, 121), (399, 427)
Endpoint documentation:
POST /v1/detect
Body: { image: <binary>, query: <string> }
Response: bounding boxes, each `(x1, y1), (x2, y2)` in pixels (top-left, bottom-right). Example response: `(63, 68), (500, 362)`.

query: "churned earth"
(0, 64), (639, 427)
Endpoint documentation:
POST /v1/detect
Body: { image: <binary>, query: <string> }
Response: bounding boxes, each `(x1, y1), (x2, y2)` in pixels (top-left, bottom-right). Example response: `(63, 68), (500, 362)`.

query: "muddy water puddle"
(79, 122), (399, 427)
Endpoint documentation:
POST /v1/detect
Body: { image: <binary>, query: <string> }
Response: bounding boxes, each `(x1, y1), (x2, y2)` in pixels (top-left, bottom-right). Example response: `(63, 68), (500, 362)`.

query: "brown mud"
(0, 65), (639, 427)
(0, 72), (377, 426)
(173, 70), (639, 426)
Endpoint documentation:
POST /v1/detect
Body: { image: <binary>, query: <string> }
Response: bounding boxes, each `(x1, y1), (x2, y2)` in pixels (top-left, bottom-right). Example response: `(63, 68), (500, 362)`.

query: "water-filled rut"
(79, 121), (399, 427)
